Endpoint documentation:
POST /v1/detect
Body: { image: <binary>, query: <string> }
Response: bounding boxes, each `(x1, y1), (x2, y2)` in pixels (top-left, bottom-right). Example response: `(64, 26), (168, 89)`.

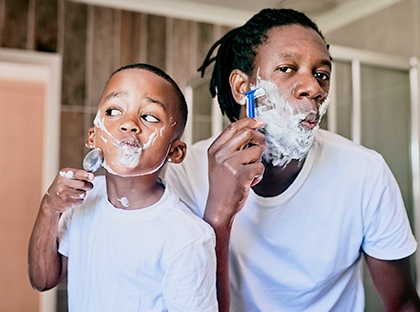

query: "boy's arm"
(28, 198), (68, 291)
(365, 254), (420, 311)
(203, 118), (266, 312)
(28, 169), (94, 291)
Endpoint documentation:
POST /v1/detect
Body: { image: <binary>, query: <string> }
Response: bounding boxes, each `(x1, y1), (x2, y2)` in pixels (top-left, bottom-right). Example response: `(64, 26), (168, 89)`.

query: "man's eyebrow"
(320, 59), (332, 70)
(278, 52), (299, 59)
(104, 91), (128, 102)
(278, 52), (332, 69)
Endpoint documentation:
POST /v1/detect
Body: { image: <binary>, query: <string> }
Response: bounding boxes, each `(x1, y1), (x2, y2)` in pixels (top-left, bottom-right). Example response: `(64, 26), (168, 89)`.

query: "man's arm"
(203, 118), (266, 312)
(365, 254), (420, 311)
(28, 169), (94, 291)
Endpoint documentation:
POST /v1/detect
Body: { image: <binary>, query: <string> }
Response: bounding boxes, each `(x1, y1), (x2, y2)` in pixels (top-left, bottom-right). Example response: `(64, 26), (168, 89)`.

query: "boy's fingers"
(43, 169), (95, 212)
(59, 169), (94, 182)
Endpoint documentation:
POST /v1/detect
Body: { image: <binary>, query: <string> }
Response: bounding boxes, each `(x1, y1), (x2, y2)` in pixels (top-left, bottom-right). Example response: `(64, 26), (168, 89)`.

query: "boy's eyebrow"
(146, 96), (167, 112)
(104, 91), (128, 102)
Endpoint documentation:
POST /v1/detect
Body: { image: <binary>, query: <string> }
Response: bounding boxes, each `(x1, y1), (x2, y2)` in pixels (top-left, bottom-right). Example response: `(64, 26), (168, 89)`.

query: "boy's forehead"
(100, 69), (173, 102)
(98, 68), (181, 116)
(106, 68), (156, 88)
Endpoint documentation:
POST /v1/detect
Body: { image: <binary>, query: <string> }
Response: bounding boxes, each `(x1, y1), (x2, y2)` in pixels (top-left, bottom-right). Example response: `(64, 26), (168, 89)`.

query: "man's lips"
(300, 118), (318, 131)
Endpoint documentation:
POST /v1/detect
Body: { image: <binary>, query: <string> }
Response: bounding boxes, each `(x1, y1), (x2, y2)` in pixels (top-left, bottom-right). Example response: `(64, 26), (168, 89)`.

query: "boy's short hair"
(110, 63), (188, 135)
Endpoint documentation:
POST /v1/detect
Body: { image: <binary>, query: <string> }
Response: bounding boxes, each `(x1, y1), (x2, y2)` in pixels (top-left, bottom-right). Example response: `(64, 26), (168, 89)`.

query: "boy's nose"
(120, 120), (140, 133)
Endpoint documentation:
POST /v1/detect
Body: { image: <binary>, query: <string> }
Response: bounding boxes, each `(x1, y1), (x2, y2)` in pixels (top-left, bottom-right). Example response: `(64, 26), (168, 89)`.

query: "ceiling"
(74, 0), (404, 34)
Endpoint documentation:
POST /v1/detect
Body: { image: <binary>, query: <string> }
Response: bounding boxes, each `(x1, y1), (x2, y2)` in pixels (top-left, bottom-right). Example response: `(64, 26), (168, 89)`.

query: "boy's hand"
(42, 169), (95, 214)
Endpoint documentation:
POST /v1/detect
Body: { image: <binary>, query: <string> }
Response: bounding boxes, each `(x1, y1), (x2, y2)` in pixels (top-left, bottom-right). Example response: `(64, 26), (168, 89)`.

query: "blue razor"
(245, 88), (265, 118)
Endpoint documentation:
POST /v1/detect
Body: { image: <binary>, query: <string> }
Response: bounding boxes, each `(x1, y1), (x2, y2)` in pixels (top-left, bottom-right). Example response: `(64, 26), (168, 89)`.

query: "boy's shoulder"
(162, 183), (215, 237)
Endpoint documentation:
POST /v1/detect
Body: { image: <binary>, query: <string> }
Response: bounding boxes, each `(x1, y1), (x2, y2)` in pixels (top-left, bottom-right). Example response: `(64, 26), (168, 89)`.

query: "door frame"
(0, 48), (62, 312)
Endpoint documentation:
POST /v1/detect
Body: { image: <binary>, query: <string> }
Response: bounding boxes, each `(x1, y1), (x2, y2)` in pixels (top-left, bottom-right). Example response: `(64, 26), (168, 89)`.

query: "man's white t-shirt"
(165, 129), (417, 312)
(58, 176), (218, 312)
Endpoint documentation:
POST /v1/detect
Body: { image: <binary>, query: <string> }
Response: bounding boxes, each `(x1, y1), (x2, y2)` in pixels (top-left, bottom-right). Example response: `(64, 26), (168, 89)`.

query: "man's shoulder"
(315, 129), (382, 160)
(188, 136), (217, 156)
(167, 136), (216, 175)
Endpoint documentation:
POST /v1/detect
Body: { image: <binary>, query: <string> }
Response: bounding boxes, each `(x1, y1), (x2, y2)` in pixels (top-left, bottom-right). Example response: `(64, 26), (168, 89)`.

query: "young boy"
(28, 63), (218, 312)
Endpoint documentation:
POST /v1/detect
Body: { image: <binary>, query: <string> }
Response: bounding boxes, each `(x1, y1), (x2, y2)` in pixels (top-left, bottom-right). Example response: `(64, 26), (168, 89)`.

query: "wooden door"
(0, 51), (61, 312)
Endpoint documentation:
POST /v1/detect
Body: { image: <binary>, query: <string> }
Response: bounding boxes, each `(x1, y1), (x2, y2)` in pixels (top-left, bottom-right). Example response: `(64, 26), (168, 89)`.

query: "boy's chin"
(103, 164), (138, 177)
(103, 164), (161, 178)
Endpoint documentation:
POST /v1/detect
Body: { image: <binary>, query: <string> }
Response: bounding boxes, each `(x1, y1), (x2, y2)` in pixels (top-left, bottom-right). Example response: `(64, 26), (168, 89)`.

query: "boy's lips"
(119, 137), (141, 150)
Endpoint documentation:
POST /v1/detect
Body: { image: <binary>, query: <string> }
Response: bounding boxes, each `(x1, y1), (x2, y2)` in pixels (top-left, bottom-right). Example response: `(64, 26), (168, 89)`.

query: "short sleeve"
(57, 208), (74, 257)
(362, 160), (417, 260)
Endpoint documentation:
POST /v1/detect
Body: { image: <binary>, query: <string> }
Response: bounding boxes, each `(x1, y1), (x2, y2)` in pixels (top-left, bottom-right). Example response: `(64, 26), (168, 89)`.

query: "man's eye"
(278, 66), (293, 73)
(142, 114), (159, 123)
(105, 108), (122, 116)
(314, 72), (330, 81)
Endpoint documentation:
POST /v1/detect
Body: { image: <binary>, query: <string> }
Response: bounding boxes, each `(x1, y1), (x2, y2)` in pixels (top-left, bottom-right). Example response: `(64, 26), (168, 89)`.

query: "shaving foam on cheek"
(92, 111), (172, 177)
(93, 113), (157, 170)
(254, 78), (330, 167)
(117, 131), (158, 168)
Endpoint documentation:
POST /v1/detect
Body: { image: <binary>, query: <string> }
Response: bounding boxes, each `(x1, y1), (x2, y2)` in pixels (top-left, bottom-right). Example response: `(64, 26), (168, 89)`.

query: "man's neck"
(252, 158), (305, 197)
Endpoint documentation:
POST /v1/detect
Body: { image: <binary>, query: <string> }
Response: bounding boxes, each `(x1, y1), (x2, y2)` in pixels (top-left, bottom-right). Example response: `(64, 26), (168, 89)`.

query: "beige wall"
(325, 0), (420, 58)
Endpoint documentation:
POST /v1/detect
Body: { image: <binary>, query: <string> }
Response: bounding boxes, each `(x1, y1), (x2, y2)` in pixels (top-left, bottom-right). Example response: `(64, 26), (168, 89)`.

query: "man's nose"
(293, 72), (326, 102)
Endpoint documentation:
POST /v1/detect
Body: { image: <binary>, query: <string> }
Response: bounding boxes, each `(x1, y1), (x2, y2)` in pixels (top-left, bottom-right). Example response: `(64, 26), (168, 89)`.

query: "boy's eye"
(142, 114), (160, 123)
(105, 108), (122, 116)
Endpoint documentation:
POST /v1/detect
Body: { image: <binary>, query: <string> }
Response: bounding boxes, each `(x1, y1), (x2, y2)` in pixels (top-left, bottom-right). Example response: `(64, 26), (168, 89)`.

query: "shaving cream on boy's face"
(254, 78), (330, 167)
(93, 112), (166, 177)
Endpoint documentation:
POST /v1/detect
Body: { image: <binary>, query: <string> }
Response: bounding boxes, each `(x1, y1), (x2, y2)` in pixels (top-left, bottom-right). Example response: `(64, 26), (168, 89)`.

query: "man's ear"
(166, 139), (187, 164)
(229, 69), (250, 105)
(85, 127), (96, 149)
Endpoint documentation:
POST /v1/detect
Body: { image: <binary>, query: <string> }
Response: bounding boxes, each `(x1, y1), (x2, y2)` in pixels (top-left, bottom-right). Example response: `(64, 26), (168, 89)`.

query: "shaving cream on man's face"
(254, 79), (330, 167)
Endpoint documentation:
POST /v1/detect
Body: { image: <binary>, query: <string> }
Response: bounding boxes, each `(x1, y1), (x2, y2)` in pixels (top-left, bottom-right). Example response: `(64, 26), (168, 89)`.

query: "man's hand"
(204, 118), (266, 225)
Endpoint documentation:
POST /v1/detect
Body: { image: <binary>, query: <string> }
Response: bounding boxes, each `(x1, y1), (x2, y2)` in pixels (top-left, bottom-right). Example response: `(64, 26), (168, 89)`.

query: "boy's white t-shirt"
(58, 176), (218, 312)
(164, 129), (417, 312)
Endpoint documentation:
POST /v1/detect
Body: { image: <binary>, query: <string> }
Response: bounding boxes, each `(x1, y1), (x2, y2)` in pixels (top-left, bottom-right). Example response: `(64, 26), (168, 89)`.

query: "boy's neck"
(104, 171), (165, 210)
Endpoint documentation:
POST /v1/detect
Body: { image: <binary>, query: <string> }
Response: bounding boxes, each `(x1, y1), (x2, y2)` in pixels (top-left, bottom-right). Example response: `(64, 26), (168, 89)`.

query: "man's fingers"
(247, 162), (265, 187)
(213, 118), (265, 147)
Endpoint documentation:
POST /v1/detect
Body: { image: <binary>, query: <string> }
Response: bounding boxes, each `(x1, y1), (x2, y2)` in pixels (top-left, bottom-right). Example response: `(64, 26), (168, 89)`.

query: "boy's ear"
(229, 69), (250, 105)
(85, 127), (96, 149)
(167, 139), (187, 164)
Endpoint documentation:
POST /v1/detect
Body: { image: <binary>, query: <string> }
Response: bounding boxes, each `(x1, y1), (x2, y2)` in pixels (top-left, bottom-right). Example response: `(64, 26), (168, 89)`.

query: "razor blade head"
(245, 88), (266, 118)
